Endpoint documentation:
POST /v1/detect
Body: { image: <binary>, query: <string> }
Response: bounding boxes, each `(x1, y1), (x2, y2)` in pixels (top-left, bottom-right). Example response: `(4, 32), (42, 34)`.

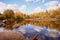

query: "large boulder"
(0, 31), (25, 40)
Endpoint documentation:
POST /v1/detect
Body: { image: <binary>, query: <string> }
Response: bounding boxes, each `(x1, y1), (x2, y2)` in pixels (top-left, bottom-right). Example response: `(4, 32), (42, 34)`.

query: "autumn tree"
(3, 9), (15, 29)
(15, 15), (24, 23)
(0, 13), (5, 20)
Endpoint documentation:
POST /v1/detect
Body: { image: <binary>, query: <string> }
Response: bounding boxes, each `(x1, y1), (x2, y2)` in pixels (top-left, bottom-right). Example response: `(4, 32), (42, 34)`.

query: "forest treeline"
(0, 8), (60, 30)
(29, 8), (60, 30)
(0, 10), (27, 29)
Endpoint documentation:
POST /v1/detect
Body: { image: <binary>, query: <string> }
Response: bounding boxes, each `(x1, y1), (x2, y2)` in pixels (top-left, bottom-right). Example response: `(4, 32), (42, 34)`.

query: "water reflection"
(0, 24), (60, 40)
(13, 24), (60, 40)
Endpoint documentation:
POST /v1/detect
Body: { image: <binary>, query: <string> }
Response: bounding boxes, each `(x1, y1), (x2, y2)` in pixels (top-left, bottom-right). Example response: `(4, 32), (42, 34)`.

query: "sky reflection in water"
(13, 24), (60, 40)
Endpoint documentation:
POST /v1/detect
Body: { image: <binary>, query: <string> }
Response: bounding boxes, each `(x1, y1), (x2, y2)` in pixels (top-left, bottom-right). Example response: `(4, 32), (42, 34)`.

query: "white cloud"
(0, 2), (6, 13)
(34, 7), (44, 12)
(25, 0), (41, 2)
(0, 2), (18, 13)
(45, 1), (60, 10)
(45, 1), (59, 7)
(34, 0), (40, 2)
(25, 0), (45, 3)
(0, 2), (6, 6)
(0, 2), (27, 13)
(47, 6), (58, 10)
(19, 5), (26, 13)
(6, 4), (17, 11)
(25, 0), (31, 2)
(58, 3), (60, 7)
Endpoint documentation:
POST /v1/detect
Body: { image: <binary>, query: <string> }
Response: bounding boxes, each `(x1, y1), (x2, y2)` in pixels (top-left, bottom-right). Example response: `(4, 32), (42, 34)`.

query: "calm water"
(0, 24), (60, 40)
(13, 24), (60, 40)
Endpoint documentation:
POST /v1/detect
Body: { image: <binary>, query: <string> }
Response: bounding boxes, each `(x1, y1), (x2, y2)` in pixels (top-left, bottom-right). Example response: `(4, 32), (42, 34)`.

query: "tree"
(3, 9), (15, 29)
(0, 13), (5, 20)
(3, 9), (14, 19)
(15, 15), (24, 23)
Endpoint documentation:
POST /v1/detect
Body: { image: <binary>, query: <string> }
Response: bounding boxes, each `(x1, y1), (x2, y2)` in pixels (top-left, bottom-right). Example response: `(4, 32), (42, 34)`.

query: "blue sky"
(0, 0), (60, 14)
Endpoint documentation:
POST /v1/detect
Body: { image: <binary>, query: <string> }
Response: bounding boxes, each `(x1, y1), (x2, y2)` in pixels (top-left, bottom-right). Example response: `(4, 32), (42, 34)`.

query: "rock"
(0, 31), (25, 40)
(13, 24), (20, 29)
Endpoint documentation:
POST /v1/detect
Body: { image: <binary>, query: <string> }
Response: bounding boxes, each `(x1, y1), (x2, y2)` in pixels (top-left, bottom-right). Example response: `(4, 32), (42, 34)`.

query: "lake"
(13, 24), (60, 40)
